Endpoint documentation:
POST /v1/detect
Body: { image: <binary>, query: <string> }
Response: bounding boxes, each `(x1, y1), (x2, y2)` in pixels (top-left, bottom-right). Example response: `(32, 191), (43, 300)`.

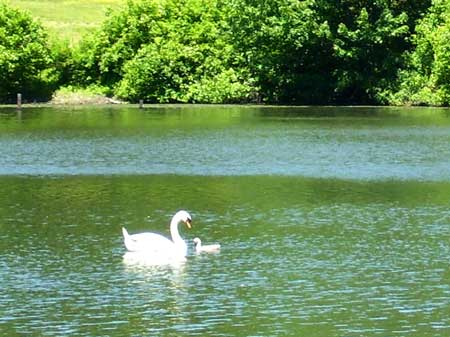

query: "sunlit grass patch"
(8, 0), (122, 42)
(51, 85), (124, 104)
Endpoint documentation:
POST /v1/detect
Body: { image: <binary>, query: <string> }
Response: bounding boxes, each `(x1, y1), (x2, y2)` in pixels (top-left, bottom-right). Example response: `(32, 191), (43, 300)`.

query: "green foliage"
(391, 0), (450, 105)
(320, 1), (411, 104)
(57, 0), (437, 105)
(0, 2), (57, 102)
(4, 0), (446, 105)
(78, 0), (253, 103)
(225, 0), (333, 104)
(115, 41), (253, 103)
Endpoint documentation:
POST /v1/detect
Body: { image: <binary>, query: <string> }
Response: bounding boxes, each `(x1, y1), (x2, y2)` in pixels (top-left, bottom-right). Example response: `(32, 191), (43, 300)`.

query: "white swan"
(122, 210), (192, 260)
(193, 237), (221, 253)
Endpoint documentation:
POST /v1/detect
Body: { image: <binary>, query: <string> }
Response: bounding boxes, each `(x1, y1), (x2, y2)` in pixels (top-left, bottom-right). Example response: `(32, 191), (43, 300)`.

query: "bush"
(115, 36), (253, 103)
(68, 0), (435, 105)
(0, 2), (57, 103)
(391, 0), (450, 105)
(76, 0), (255, 103)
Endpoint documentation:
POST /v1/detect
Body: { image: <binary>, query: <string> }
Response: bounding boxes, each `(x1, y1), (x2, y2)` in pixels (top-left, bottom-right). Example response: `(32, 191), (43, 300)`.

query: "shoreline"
(1, 102), (449, 111)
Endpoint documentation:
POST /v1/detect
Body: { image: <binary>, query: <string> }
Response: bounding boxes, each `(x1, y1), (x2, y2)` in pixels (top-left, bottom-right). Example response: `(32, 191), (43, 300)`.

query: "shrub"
(76, 0), (255, 103)
(390, 0), (450, 106)
(0, 2), (56, 102)
(115, 35), (253, 103)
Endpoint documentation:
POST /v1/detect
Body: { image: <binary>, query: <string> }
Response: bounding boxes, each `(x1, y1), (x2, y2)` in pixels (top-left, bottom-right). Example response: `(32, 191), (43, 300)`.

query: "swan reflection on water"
(122, 251), (187, 269)
(122, 251), (189, 317)
(122, 251), (187, 289)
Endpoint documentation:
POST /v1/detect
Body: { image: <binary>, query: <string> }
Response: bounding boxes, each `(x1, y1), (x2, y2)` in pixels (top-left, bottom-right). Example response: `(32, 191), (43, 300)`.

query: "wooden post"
(17, 93), (22, 110)
(139, 99), (144, 109)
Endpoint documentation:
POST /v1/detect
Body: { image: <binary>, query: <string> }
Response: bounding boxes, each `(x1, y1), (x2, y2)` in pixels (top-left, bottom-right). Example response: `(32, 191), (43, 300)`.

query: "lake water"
(0, 106), (449, 336)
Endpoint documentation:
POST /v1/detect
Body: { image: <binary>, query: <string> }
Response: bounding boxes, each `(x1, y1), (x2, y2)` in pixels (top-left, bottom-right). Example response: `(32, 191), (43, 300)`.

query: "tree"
(116, 0), (253, 103)
(392, 0), (450, 105)
(0, 2), (56, 102)
(224, 0), (333, 104)
(314, 0), (413, 104)
(72, 0), (433, 105)
(75, 0), (253, 103)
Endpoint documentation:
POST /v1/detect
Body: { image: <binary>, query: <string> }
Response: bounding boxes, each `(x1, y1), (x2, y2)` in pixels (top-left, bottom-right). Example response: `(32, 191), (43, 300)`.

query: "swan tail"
(122, 227), (129, 239)
(122, 227), (135, 252)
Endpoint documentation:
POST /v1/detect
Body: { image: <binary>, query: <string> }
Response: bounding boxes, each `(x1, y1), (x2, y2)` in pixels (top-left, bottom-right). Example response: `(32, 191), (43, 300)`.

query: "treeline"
(2, 0), (450, 105)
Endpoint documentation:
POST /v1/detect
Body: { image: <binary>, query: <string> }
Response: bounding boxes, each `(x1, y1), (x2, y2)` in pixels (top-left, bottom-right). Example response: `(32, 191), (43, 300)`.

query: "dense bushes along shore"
(2, 0), (450, 106)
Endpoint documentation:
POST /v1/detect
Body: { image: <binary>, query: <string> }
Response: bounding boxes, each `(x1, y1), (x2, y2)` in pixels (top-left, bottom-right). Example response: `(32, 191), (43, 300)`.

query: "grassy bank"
(8, 0), (122, 42)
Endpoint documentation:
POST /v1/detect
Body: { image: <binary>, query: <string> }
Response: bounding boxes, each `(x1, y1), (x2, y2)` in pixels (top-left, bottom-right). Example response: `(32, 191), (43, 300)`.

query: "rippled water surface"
(0, 106), (449, 336)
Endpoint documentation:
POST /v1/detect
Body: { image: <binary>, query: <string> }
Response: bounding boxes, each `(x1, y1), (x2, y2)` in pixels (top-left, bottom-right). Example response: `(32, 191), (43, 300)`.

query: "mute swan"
(122, 210), (192, 259)
(193, 237), (221, 253)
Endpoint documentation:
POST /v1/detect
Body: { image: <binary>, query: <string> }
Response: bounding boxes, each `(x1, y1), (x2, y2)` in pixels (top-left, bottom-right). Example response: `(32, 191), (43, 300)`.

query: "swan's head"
(193, 237), (201, 246)
(176, 210), (192, 229)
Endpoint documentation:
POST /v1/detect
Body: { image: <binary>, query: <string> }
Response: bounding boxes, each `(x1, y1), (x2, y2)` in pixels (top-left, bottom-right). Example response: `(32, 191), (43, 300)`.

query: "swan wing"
(202, 243), (221, 252)
(196, 242), (221, 253)
(123, 230), (175, 253)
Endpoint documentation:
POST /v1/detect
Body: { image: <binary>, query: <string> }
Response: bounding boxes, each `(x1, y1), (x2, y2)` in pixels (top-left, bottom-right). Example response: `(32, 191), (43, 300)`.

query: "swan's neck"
(170, 215), (185, 246)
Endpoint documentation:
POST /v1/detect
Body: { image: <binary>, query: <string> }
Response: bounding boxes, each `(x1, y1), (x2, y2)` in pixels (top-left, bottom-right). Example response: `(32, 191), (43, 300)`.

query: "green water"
(0, 106), (449, 336)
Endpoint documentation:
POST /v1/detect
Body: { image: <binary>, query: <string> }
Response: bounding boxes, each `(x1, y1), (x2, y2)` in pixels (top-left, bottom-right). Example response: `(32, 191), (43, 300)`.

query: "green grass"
(8, 0), (123, 43)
